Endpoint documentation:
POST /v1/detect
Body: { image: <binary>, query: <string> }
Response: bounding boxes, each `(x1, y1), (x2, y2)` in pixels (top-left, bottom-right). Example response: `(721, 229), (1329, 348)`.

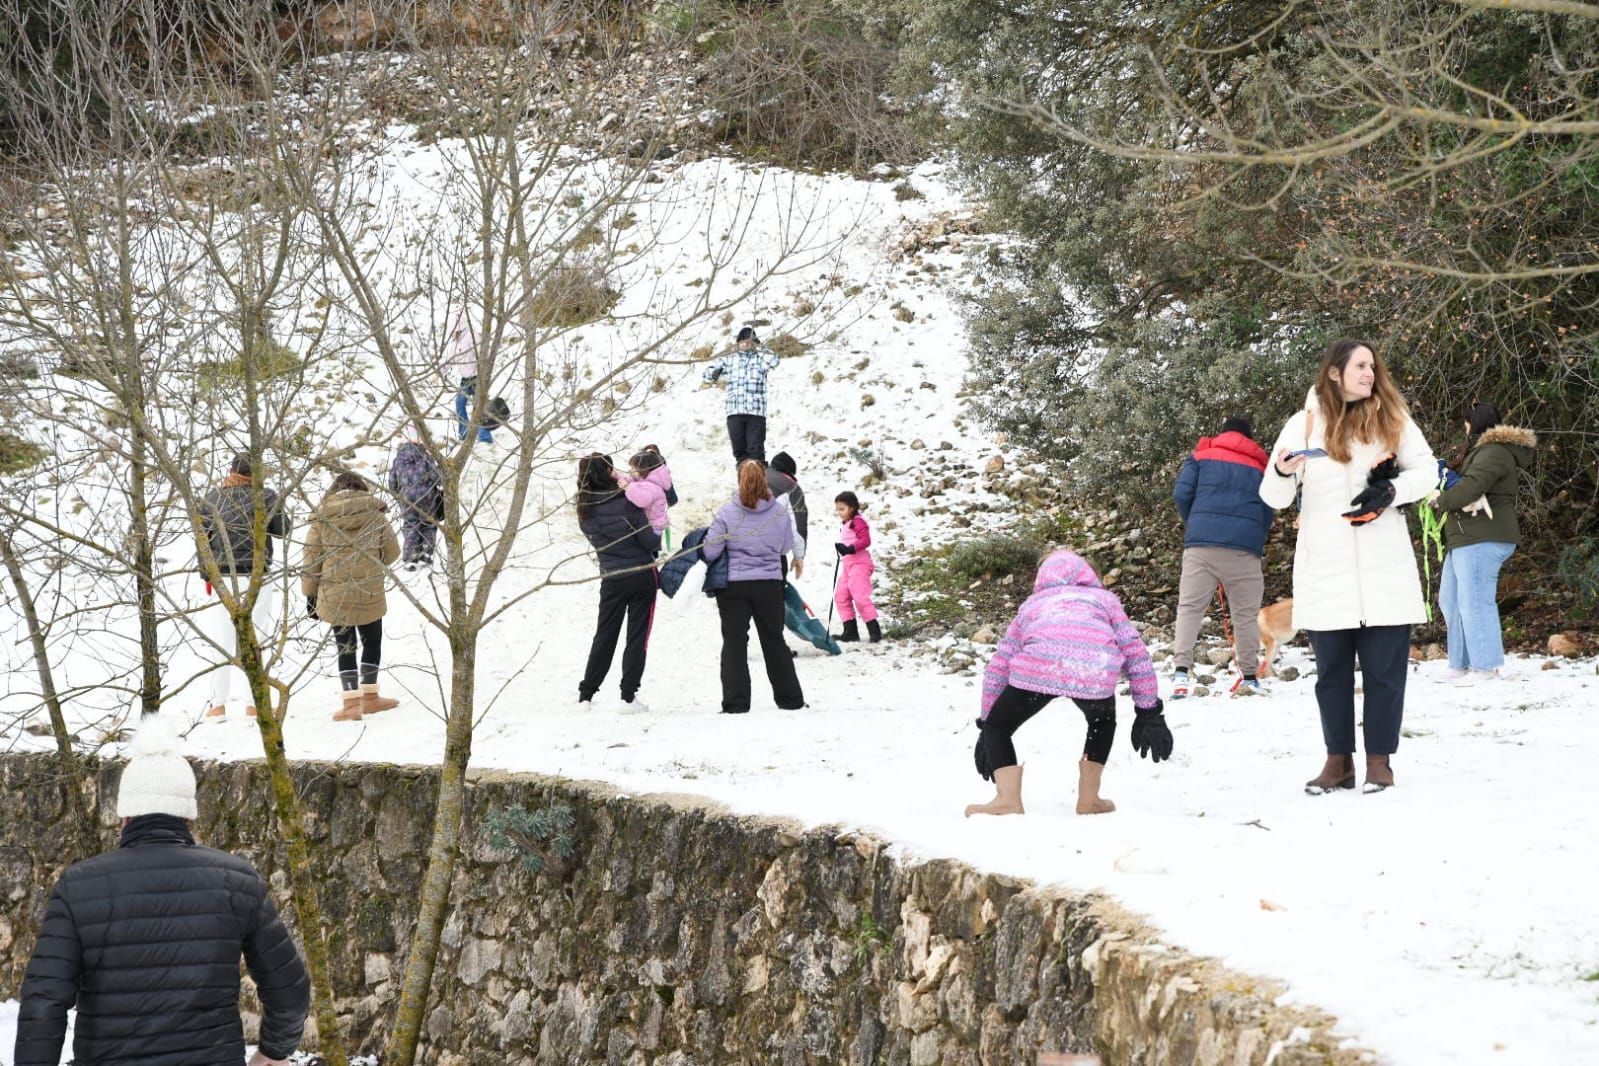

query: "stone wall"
(0, 754), (1366, 1064)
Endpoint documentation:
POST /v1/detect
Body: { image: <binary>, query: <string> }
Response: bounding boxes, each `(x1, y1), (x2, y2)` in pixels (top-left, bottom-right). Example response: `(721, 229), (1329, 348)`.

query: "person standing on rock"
(1431, 401), (1536, 685)
(966, 549), (1169, 818)
(303, 471), (403, 722)
(1260, 338), (1437, 795)
(196, 452), (290, 722)
(13, 714), (310, 1066)
(576, 453), (661, 710)
(702, 461), (807, 713)
(1170, 415), (1275, 697)
(701, 326), (780, 465)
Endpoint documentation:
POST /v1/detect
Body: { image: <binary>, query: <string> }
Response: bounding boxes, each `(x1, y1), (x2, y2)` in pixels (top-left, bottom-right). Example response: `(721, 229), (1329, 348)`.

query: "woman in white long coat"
(1260, 339), (1437, 794)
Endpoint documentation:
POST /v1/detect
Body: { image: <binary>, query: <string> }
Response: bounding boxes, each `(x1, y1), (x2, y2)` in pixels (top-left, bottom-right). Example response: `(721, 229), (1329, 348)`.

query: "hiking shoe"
(1232, 678), (1263, 697)
(1170, 670), (1191, 700)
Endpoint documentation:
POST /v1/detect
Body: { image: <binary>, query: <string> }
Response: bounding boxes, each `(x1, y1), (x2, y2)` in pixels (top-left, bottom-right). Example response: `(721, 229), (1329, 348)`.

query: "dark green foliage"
(1556, 540), (1599, 618)
(892, 0), (1599, 549)
(481, 802), (577, 875)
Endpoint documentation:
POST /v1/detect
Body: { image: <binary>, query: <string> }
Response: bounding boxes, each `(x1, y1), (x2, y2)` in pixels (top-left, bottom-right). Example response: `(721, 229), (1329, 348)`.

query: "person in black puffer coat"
(14, 715), (310, 1066)
(576, 453), (661, 709)
(388, 434), (445, 570)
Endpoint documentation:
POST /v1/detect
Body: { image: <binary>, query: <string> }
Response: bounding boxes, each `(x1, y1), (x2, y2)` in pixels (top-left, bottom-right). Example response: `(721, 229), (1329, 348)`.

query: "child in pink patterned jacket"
(964, 549), (1171, 819)
(619, 446), (675, 537)
(831, 491), (881, 643)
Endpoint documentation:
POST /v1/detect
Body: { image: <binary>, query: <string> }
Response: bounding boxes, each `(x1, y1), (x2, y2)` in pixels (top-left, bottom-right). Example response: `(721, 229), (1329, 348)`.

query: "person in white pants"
(203, 579), (278, 718)
(196, 454), (290, 721)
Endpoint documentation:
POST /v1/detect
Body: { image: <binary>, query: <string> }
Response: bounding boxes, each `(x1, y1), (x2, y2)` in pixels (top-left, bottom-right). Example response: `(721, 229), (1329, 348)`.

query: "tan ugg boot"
(333, 691), (363, 722)
(204, 705), (227, 722)
(964, 765), (1024, 817)
(1076, 756), (1116, 815)
(360, 683), (399, 715)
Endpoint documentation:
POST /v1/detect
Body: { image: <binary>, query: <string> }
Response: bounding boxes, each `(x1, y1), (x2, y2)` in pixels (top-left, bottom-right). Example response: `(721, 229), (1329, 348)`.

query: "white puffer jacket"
(1260, 390), (1437, 632)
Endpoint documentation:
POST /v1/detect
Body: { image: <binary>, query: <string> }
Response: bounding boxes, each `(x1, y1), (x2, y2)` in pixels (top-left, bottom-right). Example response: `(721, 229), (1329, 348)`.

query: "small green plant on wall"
(481, 802), (577, 875)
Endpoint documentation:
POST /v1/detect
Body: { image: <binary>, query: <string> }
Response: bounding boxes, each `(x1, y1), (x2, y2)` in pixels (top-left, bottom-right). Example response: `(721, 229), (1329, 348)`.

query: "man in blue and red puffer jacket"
(1170, 416), (1276, 697)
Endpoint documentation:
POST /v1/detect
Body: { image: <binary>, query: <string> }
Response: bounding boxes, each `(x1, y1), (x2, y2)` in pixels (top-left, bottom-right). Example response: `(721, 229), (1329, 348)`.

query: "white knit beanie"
(116, 714), (198, 820)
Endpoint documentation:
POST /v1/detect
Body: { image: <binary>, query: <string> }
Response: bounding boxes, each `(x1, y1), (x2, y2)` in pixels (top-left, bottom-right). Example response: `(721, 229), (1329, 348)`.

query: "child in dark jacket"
(966, 549), (1170, 818)
(388, 437), (444, 571)
(1170, 415), (1274, 697)
(831, 491), (880, 643)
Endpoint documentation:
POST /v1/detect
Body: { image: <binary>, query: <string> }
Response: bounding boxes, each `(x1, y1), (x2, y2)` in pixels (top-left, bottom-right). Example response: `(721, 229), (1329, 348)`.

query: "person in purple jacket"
(964, 549), (1171, 818)
(701, 461), (807, 713)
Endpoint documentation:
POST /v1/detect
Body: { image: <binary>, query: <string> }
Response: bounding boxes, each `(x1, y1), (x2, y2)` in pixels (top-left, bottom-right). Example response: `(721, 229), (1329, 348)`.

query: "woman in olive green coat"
(1431, 403), (1536, 684)
(303, 472), (402, 720)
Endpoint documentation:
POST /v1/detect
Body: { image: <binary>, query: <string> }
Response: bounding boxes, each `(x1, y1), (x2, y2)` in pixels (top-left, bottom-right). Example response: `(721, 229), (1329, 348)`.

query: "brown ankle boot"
(1075, 756), (1116, 815)
(1305, 754), (1356, 795)
(333, 691), (363, 722)
(360, 683), (399, 715)
(1363, 754), (1395, 793)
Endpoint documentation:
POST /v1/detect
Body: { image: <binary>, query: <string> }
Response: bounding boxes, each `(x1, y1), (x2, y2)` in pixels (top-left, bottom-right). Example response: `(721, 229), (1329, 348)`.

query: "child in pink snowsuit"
(832, 491), (881, 643)
(964, 549), (1171, 819)
(620, 446), (675, 536)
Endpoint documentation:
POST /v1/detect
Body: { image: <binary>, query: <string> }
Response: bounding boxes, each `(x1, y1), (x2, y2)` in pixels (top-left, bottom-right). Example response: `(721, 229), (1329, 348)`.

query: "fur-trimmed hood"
(1477, 425), (1537, 451)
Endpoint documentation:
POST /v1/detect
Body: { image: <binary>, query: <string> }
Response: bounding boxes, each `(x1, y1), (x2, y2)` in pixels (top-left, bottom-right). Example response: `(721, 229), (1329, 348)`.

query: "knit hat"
(117, 714), (198, 820)
(1220, 415), (1255, 440)
(229, 453), (253, 477)
(736, 326), (757, 343)
(770, 451), (797, 477)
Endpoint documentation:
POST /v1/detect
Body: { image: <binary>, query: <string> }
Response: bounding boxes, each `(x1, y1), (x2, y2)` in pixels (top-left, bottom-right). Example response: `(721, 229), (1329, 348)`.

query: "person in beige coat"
(302, 472), (402, 721)
(1260, 339), (1437, 795)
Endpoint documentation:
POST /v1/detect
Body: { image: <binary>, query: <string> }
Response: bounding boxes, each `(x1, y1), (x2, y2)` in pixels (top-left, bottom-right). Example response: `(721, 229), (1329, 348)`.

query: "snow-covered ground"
(3, 138), (1598, 1066)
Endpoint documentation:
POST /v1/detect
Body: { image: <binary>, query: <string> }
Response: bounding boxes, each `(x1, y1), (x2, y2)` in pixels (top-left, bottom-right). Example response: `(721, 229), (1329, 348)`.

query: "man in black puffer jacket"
(14, 715), (310, 1066)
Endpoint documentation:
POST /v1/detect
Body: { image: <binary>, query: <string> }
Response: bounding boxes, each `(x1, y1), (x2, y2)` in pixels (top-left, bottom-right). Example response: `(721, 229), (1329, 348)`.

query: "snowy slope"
(3, 145), (1598, 1066)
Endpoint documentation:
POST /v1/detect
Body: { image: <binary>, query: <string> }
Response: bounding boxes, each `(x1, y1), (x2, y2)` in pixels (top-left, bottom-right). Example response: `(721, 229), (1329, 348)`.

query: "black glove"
(973, 721), (994, 781)
(1368, 454), (1399, 481)
(306, 595), (318, 620)
(1343, 479), (1397, 526)
(1131, 700), (1173, 763)
(835, 542), (855, 556)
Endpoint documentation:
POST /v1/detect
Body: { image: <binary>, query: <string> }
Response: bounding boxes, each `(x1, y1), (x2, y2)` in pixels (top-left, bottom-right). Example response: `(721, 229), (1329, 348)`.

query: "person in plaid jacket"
(702, 326), (781, 465)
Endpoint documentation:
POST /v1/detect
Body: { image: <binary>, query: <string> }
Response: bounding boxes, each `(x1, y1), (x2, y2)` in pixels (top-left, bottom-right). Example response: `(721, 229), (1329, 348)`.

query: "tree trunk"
(0, 525), (96, 853)
(238, 623), (350, 1066)
(127, 414), (162, 718)
(384, 647), (476, 1066)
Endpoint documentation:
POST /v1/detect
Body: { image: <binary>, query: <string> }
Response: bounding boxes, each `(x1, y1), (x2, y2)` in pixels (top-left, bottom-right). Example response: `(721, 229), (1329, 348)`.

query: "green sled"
(784, 582), (842, 656)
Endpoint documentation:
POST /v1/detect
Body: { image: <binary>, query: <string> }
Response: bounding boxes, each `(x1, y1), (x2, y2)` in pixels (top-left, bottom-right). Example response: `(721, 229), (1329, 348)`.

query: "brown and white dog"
(1258, 598), (1297, 679)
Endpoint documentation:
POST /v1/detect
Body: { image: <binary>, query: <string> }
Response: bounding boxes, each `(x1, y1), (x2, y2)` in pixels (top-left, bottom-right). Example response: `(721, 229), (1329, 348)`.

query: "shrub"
(0, 432), (45, 475)
(767, 333), (811, 358)
(481, 802), (577, 875)
(941, 531), (1045, 585)
(196, 339), (302, 396)
(531, 263), (621, 328)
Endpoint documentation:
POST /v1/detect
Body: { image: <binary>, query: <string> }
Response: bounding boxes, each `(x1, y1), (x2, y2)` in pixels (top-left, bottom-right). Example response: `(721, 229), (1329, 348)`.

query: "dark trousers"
(580, 569), (657, 700)
(400, 512), (438, 565)
(333, 620), (383, 690)
(726, 414), (767, 466)
(981, 686), (1117, 769)
(1308, 625), (1411, 756)
(717, 579), (804, 712)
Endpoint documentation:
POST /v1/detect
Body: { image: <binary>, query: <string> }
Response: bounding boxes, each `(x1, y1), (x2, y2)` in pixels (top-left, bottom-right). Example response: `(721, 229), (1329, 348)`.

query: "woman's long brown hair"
(1314, 338), (1409, 463)
(737, 460), (772, 509)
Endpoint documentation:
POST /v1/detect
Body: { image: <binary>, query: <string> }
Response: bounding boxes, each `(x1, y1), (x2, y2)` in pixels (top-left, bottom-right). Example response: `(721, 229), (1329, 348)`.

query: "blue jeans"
(1438, 541), (1516, 670)
(455, 378), (493, 443)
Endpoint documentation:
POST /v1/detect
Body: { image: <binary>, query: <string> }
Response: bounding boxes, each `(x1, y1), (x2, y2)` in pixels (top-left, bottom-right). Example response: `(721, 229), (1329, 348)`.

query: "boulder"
(984, 455), (1005, 474)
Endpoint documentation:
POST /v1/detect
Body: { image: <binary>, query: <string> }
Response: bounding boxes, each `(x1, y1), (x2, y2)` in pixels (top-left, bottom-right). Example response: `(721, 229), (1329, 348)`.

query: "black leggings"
(333, 620), (383, 690)
(981, 685), (1116, 770)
